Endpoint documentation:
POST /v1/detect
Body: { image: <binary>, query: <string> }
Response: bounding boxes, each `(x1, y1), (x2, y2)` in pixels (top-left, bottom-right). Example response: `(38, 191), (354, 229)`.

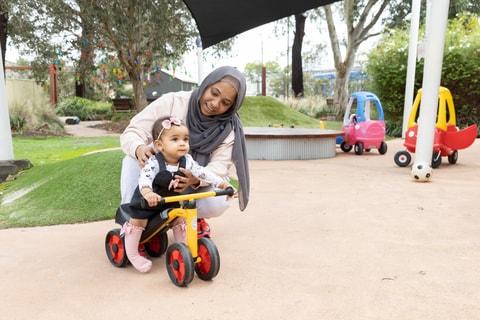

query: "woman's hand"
(218, 181), (237, 200)
(135, 145), (155, 168)
(174, 168), (200, 192)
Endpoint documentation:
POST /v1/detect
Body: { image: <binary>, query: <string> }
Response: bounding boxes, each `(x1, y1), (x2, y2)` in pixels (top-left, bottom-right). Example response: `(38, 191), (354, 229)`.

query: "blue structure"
(313, 70), (367, 97)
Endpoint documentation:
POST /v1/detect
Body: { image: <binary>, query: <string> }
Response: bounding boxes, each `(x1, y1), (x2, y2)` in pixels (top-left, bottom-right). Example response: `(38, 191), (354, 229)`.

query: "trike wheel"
(448, 150), (458, 164)
(195, 237), (220, 281)
(394, 151), (411, 167)
(166, 243), (194, 287)
(340, 141), (352, 152)
(378, 141), (388, 155)
(431, 151), (442, 168)
(105, 229), (128, 268)
(354, 142), (364, 155)
(144, 232), (168, 258)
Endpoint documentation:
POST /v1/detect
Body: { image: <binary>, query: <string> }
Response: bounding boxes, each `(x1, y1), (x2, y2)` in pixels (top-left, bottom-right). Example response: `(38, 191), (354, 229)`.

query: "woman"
(120, 66), (249, 237)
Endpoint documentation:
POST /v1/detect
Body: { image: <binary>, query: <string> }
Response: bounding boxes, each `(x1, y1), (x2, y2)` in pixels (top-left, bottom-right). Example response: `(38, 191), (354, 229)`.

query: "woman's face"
(199, 81), (237, 116)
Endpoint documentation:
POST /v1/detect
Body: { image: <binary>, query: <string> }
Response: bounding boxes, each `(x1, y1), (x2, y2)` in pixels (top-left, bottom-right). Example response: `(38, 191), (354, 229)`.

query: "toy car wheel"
(144, 232), (168, 257)
(448, 150), (458, 164)
(431, 151), (442, 168)
(105, 229), (128, 268)
(394, 151), (411, 167)
(378, 141), (388, 155)
(340, 141), (352, 152)
(195, 237), (220, 281)
(166, 243), (194, 287)
(354, 142), (364, 155)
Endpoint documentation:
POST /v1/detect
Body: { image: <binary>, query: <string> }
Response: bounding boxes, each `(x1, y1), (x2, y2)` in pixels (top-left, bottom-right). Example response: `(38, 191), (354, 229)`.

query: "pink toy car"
(338, 91), (388, 155)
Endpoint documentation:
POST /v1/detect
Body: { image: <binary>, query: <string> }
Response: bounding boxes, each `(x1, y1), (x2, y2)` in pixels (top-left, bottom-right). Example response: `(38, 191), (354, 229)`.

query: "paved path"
(64, 120), (121, 137)
(1, 130), (480, 319)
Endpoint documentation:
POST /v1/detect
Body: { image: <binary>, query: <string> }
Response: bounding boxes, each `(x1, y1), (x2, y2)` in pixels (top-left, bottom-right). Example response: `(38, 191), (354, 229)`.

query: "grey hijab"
(186, 66), (250, 211)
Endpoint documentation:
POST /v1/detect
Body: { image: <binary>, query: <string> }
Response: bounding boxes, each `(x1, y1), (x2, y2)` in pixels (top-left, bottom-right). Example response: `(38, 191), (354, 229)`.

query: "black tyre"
(195, 238), (221, 281)
(166, 243), (194, 287)
(394, 151), (411, 167)
(144, 232), (168, 257)
(354, 142), (364, 155)
(340, 141), (352, 152)
(378, 141), (388, 155)
(431, 151), (442, 168)
(448, 150), (458, 164)
(105, 229), (128, 268)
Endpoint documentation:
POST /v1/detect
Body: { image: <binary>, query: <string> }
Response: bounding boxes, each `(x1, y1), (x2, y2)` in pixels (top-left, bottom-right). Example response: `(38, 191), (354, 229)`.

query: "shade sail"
(183, 0), (340, 49)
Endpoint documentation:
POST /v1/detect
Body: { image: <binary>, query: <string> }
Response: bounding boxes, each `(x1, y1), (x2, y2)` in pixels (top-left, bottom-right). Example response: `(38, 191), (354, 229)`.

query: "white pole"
(196, 36), (203, 85)
(401, 0), (422, 139)
(0, 47), (15, 161)
(411, 0), (450, 179)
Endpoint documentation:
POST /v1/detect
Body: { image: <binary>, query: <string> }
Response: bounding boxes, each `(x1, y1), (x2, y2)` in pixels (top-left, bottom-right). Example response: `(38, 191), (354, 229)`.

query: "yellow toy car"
(394, 87), (477, 168)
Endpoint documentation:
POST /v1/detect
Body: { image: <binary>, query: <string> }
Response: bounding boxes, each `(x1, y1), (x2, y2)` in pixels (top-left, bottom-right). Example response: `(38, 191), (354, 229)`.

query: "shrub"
(10, 114), (27, 133)
(9, 100), (63, 134)
(284, 96), (328, 119)
(55, 97), (113, 120)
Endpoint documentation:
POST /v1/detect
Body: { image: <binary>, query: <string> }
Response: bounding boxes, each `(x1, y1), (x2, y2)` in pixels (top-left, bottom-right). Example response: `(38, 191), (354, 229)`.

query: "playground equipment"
(337, 91), (388, 155)
(394, 87), (477, 168)
(105, 188), (234, 287)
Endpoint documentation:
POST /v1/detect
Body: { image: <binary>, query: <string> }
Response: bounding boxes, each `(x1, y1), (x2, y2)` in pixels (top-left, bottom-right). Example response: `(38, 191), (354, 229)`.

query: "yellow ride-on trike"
(105, 188), (234, 287)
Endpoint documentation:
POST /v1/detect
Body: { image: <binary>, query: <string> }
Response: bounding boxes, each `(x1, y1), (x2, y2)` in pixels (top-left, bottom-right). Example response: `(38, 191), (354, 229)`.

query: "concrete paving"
(1, 124), (480, 319)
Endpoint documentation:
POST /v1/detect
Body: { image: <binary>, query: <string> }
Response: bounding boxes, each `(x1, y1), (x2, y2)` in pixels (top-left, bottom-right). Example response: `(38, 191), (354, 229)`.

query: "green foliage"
(384, 0), (480, 30)
(365, 13), (480, 133)
(55, 97), (113, 120)
(9, 114), (27, 133)
(7, 0), (205, 109)
(244, 61), (287, 97)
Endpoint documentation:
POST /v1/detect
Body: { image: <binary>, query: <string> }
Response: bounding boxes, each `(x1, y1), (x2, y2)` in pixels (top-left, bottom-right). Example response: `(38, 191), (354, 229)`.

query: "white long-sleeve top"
(138, 153), (225, 192)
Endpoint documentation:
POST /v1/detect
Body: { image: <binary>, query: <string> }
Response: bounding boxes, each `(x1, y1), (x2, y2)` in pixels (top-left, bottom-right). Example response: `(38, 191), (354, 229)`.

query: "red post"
(261, 67), (266, 96)
(49, 64), (58, 106)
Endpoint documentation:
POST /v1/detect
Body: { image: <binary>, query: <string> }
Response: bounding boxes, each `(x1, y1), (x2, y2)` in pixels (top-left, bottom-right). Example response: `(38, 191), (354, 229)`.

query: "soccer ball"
(411, 162), (432, 182)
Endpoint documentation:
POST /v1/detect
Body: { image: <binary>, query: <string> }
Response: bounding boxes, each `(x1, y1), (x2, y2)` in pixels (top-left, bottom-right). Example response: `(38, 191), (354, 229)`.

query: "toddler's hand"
(143, 191), (162, 207)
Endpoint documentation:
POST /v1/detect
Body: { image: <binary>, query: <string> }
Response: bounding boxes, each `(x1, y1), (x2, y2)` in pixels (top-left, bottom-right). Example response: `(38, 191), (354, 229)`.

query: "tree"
(319, 0), (391, 116)
(384, 0), (480, 30)
(291, 13), (307, 97)
(7, 0), (203, 110)
(0, 0), (8, 74)
(243, 61), (284, 97)
(365, 13), (480, 131)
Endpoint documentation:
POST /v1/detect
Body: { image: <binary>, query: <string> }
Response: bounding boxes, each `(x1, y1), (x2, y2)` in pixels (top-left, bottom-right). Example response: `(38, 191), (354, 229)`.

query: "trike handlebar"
(141, 187), (235, 208)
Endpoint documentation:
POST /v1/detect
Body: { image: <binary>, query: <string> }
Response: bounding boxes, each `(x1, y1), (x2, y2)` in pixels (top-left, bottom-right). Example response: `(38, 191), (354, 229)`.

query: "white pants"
(120, 156), (231, 219)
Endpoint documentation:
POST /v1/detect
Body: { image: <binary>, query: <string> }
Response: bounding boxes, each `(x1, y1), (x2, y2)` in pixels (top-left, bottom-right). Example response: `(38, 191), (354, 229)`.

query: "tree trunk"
(291, 13), (306, 98)
(0, 5), (8, 76)
(333, 59), (354, 117)
(130, 72), (147, 111)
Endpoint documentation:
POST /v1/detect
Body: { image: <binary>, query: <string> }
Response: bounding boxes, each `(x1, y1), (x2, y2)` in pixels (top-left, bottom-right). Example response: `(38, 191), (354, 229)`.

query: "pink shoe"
(172, 220), (186, 243)
(121, 222), (152, 273)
